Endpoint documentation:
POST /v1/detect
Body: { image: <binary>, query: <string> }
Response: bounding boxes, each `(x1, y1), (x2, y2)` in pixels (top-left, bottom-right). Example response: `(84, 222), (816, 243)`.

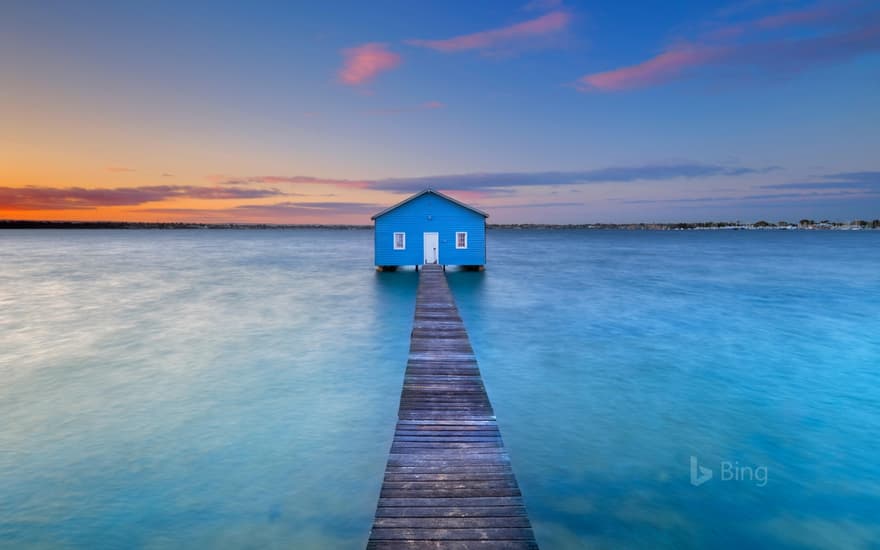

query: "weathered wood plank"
(374, 506), (528, 519)
(390, 440), (504, 446)
(384, 473), (517, 483)
(377, 497), (526, 508)
(367, 541), (539, 550)
(369, 528), (535, 540)
(397, 424), (498, 429)
(374, 517), (533, 529)
(384, 466), (514, 475)
(368, 264), (536, 548)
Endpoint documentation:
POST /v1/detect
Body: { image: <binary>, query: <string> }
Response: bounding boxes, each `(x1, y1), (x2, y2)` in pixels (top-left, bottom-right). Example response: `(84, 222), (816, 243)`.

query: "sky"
(2, 0), (879, 224)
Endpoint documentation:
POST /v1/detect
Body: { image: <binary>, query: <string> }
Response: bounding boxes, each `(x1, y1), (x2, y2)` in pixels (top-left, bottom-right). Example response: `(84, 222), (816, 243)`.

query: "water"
(2, 229), (879, 549)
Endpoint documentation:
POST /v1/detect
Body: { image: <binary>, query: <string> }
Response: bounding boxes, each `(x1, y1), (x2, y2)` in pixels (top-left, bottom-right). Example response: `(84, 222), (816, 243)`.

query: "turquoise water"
(1, 229), (879, 549)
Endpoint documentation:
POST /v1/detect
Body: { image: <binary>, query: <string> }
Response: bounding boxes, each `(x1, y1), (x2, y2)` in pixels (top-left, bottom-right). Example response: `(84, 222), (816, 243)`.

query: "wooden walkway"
(368, 264), (538, 549)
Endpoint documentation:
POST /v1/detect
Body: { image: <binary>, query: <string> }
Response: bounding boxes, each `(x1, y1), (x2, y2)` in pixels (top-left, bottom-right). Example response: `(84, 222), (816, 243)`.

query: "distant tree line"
(3, 219), (879, 230)
(797, 219), (880, 228)
(0, 220), (371, 230)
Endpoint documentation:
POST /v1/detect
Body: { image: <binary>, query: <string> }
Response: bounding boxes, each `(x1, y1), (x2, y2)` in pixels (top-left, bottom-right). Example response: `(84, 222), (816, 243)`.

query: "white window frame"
(393, 232), (406, 250)
(455, 232), (468, 249)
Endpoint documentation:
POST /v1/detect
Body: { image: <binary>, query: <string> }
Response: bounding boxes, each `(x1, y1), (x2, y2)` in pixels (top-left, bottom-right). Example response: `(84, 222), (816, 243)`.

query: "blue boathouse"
(372, 189), (488, 271)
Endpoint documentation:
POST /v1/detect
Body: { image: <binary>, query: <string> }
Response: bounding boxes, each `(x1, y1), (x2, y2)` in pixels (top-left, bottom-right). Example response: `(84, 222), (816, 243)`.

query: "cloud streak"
(0, 185), (285, 210)
(137, 201), (382, 221)
(489, 201), (583, 209)
(407, 10), (571, 54)
(212, 163), (777, 196)
(338, 43), (401, 86)
(579, 3), (880, 91)
(369, 163), (778, 193)
(232, 201), (381, 217)
(580, 45), (727, 91)
(759, 171), (880, 190)
(621, 189), (879, 205)
(619, 170), (880, 207)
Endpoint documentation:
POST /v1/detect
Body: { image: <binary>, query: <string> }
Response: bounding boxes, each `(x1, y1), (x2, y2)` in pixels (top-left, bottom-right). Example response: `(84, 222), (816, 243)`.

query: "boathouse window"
(393, 232), (406, 250)
(456, 232), (468, 249)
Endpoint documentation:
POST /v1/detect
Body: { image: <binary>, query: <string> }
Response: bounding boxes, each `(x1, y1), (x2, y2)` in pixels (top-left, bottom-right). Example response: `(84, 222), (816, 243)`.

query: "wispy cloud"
(210, 163), (775, 197)
(759, 170), (880, 189)
(579, 2), (880, 91)
(622, 189), (879, 205)
(231, 201), (381, 217)
(369, 163), (778, 193)
(754, 3), (837, 29)
(580, 45), (726, 92)
(338, 43), (401, 86)
(137, 201), (382, 221)
(407, 10), (571, 54)
(0, 185), (285, 210)
(826, 171), (880, 183)
(490, 201), (583, 209)
(619, 170), (880, 206)
(106, 166), (136, 173)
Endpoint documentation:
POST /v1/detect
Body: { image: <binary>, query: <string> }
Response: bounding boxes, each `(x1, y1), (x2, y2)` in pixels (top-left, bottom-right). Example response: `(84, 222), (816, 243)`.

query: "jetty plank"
(368, 265), (537, 549)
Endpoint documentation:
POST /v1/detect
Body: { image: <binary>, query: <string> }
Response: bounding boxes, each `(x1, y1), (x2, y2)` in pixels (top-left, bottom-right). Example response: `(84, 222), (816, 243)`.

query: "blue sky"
(2, 0), (879, 223)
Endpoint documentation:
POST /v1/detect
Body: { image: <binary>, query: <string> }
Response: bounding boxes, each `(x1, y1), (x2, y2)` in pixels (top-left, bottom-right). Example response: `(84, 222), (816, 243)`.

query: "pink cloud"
(755, 4), (836, 29)
(106, 166), (135, 173)
(702, 3), (840, 40)
(137, 201), (382, 223)
(338, 43), (401, 86)
(421, 100), (446, 109)
(579, 3), (880, 92)
(0, 185), (285, 210)
(579, 45), (725, 91)
(407, 10), (571, 53)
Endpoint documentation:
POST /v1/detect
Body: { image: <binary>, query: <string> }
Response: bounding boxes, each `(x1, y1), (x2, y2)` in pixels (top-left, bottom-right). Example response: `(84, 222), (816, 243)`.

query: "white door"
(423, 232), (439, 264)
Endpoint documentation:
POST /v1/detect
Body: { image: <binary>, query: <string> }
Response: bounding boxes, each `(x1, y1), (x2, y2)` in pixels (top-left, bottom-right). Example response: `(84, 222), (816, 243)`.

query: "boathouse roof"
(370, 189), (489, 220)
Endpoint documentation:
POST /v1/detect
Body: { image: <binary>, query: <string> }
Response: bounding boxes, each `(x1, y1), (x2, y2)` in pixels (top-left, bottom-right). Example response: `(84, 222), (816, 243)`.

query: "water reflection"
(2, 229), (879, 549)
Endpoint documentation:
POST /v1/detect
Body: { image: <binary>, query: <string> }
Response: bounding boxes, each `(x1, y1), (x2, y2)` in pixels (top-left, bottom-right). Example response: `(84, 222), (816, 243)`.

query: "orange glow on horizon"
(0, 203), (376, 225)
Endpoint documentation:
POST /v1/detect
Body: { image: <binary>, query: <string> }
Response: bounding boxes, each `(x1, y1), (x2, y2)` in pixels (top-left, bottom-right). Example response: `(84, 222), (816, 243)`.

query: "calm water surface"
(1, 229), (879, 549)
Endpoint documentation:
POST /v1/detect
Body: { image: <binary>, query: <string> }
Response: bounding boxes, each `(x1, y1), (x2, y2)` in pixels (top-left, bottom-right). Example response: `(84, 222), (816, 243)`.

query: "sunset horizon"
(3, 1), (879, 224)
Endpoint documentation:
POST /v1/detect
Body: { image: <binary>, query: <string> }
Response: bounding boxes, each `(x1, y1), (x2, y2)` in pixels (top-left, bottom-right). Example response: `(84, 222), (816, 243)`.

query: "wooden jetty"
(368, 264), (538, 549)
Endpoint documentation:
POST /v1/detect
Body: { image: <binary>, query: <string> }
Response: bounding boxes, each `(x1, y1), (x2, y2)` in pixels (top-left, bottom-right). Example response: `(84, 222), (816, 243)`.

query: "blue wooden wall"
(374, 192), (486, 267)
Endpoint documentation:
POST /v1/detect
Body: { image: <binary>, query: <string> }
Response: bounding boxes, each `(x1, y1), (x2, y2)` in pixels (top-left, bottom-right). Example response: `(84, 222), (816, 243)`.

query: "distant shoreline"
(2, 220), (879, 231)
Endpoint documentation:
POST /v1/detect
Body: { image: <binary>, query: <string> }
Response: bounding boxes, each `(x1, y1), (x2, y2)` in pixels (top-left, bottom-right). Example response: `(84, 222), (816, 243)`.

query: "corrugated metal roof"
(371, 189), (489, 220)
